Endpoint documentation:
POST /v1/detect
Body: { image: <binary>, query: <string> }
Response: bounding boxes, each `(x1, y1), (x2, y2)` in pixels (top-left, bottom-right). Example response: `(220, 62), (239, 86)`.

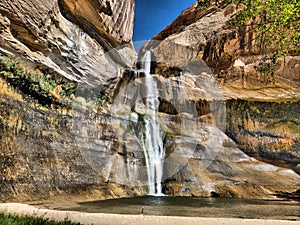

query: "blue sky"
(133, 0), (196, 42)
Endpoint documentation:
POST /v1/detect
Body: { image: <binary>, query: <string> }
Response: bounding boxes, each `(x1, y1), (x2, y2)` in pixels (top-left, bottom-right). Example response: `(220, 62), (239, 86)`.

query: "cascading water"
(141, 51), (165, 196)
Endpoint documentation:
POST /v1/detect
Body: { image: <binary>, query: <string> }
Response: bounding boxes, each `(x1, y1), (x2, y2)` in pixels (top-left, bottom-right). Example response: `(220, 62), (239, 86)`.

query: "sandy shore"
(0, 203), (299, 225)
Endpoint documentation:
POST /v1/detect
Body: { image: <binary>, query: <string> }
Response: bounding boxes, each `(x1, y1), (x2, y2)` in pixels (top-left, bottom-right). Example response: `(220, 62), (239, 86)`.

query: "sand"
(0, 203), (299, 225)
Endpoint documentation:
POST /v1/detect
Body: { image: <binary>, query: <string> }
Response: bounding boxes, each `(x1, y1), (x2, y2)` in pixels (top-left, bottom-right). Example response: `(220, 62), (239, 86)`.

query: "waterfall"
(141, 51), (165, 196)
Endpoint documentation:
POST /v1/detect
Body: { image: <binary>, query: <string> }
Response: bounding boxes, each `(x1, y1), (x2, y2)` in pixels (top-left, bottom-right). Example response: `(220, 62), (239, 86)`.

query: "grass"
(0, 213), (81, 225)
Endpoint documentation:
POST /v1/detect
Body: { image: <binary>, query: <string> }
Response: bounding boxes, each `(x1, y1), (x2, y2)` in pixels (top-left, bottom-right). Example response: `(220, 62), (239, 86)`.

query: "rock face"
(0, 0), (138, 202)
(147, 2), (300, 170)
(0, 0), (135, 84)
(143, 2), (300, 195)
(59, 0), (134, 44)
(226, 100), (300, 170)
(0, 84), (145, 202)
(0, 0), (299, 203)
(162, 125), (300, 198)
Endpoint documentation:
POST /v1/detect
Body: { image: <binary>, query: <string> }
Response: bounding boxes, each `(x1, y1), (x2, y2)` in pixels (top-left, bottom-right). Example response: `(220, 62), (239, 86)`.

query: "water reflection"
(63, 196), (300, 220)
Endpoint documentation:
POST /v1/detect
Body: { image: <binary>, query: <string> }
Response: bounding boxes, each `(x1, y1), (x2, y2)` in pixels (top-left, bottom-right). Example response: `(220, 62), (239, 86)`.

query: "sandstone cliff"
(147, 2), (300, 173)
(0, 0), (299, 202)
(0, 0), (135, 85)
(0, 0), (139, 202)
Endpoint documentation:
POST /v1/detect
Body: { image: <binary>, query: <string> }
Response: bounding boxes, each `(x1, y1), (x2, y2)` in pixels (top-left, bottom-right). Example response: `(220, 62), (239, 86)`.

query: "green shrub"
(0, 54), (77, 108)
(0, 213), (81, 225)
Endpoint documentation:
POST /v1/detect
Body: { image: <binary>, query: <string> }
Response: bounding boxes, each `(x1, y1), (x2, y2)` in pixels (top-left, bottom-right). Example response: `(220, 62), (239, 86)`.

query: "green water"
(64, 196), (300, 220)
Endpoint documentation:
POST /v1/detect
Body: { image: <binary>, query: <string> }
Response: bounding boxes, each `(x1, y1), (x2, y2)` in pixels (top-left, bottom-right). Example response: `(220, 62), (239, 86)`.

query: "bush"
(0, 213), (81, 225)
(0, 54), (77, 108)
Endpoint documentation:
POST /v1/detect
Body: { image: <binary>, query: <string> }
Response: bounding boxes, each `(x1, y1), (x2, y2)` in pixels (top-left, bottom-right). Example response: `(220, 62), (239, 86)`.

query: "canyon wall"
(0, 0), (135, 84)
(144, 2), (300, 196)
(148, 2), (300, 172)
(0, 0), (299, 202)
(0, 0), (140, 202)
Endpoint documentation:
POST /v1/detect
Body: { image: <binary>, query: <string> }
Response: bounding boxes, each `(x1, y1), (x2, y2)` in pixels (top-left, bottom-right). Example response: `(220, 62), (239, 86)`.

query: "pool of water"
(62, 196), (300, 220)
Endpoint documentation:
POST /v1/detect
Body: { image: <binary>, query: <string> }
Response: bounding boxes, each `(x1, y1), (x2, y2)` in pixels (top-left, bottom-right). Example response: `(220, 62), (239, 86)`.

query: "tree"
(230, 0), (300, 60)
(198, 0), (300, 60)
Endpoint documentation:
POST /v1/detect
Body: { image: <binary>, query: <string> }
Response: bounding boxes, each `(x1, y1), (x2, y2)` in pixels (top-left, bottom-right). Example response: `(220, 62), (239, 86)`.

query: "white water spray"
(141, 51), (165, 196)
